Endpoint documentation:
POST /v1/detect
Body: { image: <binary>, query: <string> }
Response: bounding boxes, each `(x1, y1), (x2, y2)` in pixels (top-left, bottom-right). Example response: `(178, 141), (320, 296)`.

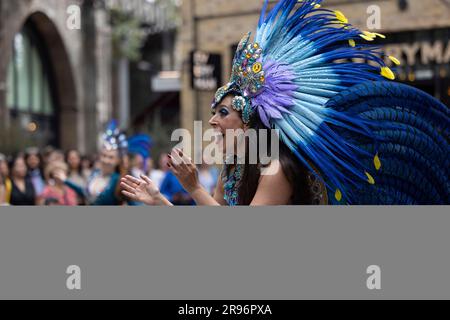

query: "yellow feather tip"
(360, 34), (374, 41)
(373, 32), (386, 39)
(381, 67), (396, 80)
(335, 189), (343, 202)
(389, 56), (401, 66)
(374, 154), (382, 171)
(360, 31), (384, 41)
(365, 172), (376, 185)
(335, 11), (348, 24)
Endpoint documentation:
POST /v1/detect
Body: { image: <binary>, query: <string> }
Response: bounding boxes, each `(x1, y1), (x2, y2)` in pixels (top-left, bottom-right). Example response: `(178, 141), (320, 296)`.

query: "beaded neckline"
(221, 164), (244, 206)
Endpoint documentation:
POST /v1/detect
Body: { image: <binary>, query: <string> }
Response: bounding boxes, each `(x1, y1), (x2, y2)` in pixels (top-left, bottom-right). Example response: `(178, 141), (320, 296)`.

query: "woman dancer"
(121, 0), (449, 206)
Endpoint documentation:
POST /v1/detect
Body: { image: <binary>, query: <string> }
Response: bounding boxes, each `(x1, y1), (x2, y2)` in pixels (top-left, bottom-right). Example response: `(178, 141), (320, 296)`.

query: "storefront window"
(14, 33), (31, 111)
(377, 28), (450, 106)
(6, 22), (57, 146)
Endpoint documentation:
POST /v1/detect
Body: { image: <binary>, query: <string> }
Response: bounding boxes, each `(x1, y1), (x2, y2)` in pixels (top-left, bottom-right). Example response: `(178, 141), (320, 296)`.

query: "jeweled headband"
(211, 32), (265, 124)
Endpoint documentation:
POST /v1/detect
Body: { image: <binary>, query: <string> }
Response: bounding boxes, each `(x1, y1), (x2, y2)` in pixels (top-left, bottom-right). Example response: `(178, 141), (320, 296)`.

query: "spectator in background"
(66, 150), (87, 189)
(148, 153), (169, 189)
(39, 161), (77, 206)
(66, 150), (88, 205)
(0, 153), (12, 205)
(9, 154), (36, 205)
(80, 155), (93, 179)
(0, 153), (9, 178)
(0, 174), (6, 205)
(130, 153), (146, 179)
(42, 146), (56, 165)
(47, 149), (65, 164)
(59, 148), (129, 205)
(25, 147), (45, 196)
(198, 161), (217, 196)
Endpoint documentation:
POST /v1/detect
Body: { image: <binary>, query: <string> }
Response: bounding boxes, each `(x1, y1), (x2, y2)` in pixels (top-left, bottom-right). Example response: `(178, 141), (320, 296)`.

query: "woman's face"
(0, 160), (9, 177)
(100, 149), (120, 175)
(81, 158), (91, 170)
(48, 151), (64, 163)
(209, 95), (246, 154)
(132, 154), (144, 170)
(26, 154), (40, 170)
(13, 158), (27, 178)
(67, 151), (81, 170)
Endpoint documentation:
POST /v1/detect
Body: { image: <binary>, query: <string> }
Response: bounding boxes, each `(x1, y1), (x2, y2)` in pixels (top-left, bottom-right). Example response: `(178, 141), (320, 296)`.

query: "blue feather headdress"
(211, 0), (434, 204)
(102, 120), (153, 161)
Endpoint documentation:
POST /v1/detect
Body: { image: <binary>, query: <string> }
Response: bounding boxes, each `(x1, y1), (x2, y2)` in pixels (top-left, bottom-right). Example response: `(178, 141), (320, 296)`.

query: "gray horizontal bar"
(0, 206), (448, 299)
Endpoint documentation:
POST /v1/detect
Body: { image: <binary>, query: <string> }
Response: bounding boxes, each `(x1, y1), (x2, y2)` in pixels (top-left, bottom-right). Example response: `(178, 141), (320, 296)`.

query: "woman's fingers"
(177, 148), (184, 157)
(170, 149), (184, 166)
(168, 156), (183, 176)
(121, 177), (134, 188)
(167, 155), (175, 169)
(176, 148), (192, 162)
(171, 148), (193, 169)
(140, 175), (154, 186)
(121, 190), (138, 201)
(174, 148), (191, 163)
(124, 175), (142, 185)
(120, 178), (139, 190)
(168, 148), (196, 180)
(168, 161), (179, 175)
(122, 175), (141, 188)
(120, 182), (137, 194)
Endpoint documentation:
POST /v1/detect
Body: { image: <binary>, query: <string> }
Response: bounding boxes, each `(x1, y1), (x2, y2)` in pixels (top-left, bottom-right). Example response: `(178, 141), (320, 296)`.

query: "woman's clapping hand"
(120, 174), (161, 205)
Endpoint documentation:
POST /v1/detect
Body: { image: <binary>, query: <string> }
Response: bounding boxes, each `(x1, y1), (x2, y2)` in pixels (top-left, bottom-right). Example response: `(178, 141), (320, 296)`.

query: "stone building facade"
(0, 0), (112, 154)
(179, 0), (450, 134)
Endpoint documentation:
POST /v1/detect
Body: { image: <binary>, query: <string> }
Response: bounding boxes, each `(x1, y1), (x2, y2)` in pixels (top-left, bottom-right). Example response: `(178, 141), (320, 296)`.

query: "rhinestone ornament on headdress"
(102, 120), (128, 153)
(212, 32), (265, 124)
(231, 32), (265, 95)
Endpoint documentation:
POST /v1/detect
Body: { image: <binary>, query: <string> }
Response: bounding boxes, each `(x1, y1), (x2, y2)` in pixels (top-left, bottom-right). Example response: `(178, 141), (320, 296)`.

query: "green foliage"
(109, 7), (146, 61)
(108, 0), (182, 61)
(158, 0), (183, 27)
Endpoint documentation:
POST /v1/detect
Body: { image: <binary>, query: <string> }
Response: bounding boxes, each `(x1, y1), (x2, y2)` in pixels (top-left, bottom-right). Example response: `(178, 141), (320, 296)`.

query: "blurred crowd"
(0, 147), (219, 206)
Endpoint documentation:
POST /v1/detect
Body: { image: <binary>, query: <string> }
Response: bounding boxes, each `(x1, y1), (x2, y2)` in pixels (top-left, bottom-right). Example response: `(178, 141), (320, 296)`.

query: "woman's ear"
(243, 123), (250, 131)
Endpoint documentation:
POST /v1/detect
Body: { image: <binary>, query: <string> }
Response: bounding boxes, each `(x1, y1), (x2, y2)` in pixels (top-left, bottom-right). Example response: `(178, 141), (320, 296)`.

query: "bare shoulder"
(252, 160), (292, 205)
(259, 159), (286, 182)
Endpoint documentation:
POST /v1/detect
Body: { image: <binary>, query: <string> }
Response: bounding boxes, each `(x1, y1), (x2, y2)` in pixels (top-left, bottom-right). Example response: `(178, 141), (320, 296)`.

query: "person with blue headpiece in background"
(55, 120), (152, 205)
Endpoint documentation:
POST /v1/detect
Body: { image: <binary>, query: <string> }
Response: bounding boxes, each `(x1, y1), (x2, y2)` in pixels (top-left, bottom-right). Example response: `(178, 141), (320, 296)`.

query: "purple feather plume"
(251, 60), (297, 127)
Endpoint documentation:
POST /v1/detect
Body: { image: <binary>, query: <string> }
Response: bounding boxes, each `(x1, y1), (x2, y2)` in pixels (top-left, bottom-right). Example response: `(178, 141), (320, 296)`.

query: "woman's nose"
(208, 114), (218, 127)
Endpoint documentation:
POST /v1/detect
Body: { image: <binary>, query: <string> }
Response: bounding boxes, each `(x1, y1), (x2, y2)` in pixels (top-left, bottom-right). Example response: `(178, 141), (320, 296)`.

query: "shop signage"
(191, 50), (222, 91)
(384, 40), (450, 67)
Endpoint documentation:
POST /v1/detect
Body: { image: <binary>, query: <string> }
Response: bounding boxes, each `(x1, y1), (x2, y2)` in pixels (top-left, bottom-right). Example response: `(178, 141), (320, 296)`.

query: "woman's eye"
(219, 108), (229, 116)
